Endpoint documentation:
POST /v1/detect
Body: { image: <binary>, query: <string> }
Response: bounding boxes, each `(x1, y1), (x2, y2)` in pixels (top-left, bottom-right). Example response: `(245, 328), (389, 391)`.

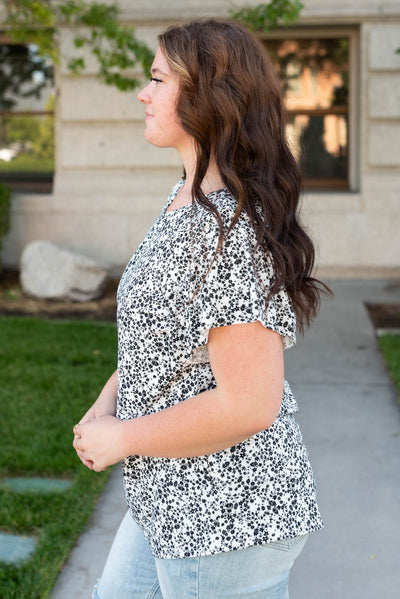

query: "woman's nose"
(138, 84), (151, 104)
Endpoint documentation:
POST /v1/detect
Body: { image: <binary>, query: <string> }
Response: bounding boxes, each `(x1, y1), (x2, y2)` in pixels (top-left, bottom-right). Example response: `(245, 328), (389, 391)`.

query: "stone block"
(60, 77), (145, 121)
(368, 25), (400, 70)
(308, 210), (400, 269)
(126, 211), (164, 257)
(117, 0), (227, 19)
(363, 177), (400, 213)
(369, 74), (400, 118)
(53, 167), (181, 202)
(2, 209), (131, 273)
(0, 532), (37, 565)
(20, 240), (108, 301)
(301, 192), (362, 215)
(59, 123), (181, 168)
(0, 478), (72, 493)
(368, 122), (400, 166)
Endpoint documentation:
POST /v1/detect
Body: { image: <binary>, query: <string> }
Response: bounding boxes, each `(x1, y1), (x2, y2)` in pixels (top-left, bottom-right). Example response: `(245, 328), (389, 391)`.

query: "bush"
(0, 182), (11, 273)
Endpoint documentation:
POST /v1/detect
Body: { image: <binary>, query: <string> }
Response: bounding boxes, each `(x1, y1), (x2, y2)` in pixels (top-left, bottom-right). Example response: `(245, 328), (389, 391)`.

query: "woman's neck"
(183, 160), (225, 196)
(167, 160), (225, 212)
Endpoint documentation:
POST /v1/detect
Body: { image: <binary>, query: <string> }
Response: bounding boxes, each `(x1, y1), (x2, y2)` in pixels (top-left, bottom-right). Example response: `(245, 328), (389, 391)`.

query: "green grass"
(0, 155), (54, 173)
(0, 317), (118, 599)
(378, 332), (400, 397)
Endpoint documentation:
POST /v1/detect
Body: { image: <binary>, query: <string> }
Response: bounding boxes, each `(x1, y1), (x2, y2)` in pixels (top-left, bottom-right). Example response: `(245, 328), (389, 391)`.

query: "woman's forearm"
(95, 369), (118, 412)
(74, 323), (283, 468)
(119, 384), (281, 459)
(80, 369), (118, 422)
(119, 324), (283, 458)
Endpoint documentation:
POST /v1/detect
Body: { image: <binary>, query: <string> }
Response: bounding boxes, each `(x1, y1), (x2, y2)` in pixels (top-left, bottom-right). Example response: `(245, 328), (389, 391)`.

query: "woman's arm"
(78, 369), (118, 423)
(73, 322), (284, 471)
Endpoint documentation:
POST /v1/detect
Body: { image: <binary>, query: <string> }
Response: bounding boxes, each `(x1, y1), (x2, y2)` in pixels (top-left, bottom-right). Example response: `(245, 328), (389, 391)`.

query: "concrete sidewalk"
(289, 280), (400, 598)
(50, 279), (400, 599)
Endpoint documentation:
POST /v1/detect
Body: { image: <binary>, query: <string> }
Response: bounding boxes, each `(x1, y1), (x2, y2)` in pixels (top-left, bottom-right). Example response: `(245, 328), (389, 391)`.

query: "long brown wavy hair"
(158, 19), (330, 332)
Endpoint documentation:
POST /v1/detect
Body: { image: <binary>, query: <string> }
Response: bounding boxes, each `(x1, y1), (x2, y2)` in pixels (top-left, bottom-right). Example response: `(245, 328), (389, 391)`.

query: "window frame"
(262, 27), (359, 192)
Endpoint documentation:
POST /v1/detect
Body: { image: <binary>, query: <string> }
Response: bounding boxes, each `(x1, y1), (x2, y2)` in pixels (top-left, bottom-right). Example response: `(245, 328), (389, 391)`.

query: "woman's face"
(138, 47), (192, 153)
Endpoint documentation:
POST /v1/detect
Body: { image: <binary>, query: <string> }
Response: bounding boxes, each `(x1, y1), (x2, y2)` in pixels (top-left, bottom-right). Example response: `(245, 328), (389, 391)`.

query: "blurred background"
(0, 0), (399, 280)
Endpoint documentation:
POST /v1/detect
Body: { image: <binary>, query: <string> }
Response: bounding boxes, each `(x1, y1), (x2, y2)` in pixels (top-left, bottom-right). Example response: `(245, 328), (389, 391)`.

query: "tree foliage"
(3, 0), (154, 91)
(230, 0), (304, 32)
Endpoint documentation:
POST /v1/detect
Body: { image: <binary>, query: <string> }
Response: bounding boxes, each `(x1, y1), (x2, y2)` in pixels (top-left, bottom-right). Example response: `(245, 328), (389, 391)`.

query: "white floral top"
(116, 181), (323, 559)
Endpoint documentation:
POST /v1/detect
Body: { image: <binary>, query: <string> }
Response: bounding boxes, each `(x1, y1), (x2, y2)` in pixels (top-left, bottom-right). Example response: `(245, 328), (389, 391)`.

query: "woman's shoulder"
(207, 187), (237, 214)
(195, 187), (252, 233)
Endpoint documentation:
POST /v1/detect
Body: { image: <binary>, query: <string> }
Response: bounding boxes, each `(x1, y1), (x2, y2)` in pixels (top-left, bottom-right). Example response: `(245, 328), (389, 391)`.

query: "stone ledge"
(0, 532), (37, 565)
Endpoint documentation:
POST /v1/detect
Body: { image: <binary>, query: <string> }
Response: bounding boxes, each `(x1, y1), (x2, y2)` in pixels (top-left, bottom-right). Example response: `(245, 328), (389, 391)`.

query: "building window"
(0, 42), (54, 192)
(264, 35), (353, 191)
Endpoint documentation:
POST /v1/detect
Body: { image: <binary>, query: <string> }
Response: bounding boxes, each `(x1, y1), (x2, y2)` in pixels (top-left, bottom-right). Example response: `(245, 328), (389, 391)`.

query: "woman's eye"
(150, 77), (162, 84)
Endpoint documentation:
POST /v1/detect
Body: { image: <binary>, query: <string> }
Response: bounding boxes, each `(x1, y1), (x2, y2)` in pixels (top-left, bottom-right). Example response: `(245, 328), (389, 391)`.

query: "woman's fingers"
(72, 431), (94, 469)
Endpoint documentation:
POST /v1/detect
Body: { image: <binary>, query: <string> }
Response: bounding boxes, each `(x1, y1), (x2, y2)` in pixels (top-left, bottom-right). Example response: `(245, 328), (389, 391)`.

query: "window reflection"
(265, 38), (350, 189)
(0, 43), (54, 191)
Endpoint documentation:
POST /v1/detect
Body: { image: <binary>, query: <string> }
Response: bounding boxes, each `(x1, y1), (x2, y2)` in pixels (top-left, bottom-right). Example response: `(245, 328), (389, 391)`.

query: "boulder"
(20, 240), (108, 302)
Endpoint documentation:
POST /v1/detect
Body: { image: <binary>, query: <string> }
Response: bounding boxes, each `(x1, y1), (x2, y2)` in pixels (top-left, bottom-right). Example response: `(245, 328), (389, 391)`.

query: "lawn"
(378, 332), (400, 398)
(0, 154), (54, 173)
(0, 317), (118, 599)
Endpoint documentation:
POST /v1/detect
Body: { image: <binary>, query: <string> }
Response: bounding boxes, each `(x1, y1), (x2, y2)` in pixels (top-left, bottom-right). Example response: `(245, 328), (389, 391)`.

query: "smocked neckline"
(163, 181), (229, 216)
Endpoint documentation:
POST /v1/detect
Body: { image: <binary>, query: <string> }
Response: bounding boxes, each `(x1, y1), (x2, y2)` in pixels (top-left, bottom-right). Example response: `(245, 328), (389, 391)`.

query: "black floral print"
(116, 181), (323, 559)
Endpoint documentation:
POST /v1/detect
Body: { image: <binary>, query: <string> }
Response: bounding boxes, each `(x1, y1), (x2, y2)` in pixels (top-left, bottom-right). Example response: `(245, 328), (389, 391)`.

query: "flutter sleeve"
(183, 203), (296, 363)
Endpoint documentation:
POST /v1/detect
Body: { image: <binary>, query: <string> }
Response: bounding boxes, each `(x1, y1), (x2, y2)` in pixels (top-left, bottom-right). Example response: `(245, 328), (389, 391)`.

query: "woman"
(73, 19), (328, 599)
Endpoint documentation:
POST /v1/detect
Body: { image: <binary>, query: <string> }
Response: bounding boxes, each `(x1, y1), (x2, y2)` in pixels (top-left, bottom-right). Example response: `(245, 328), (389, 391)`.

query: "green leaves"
(231, 0), (304, 32)
(4, 1), (154, 91)
(4, 0), (57, 60)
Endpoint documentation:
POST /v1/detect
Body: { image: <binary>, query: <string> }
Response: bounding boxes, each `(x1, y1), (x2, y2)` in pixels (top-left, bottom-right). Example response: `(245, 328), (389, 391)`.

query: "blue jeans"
(93, 512), (308, 599)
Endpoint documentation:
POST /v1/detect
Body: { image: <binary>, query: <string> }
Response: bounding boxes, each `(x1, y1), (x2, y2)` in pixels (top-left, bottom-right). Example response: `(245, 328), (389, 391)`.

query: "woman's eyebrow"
(151, 67), (169, 77)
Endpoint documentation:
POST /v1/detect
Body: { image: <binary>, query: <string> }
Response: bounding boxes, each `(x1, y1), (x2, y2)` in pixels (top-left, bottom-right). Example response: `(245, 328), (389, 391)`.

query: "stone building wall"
(2, 1), (400, 277)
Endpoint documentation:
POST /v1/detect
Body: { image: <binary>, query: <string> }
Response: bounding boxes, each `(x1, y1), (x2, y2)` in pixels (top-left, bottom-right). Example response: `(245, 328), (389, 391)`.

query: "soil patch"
(0, 269), (117, 321)
(366, 302), (400, 331)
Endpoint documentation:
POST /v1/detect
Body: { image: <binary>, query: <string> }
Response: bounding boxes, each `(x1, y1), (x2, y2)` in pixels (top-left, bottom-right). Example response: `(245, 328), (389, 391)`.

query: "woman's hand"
(73, 416), (96, 470)
(73, 415), (125, 472)
(73, 370), (118, 470)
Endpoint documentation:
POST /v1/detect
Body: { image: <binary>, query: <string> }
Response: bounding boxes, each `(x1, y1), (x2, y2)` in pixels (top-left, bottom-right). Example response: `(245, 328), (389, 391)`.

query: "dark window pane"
(288, 113), (348, 185)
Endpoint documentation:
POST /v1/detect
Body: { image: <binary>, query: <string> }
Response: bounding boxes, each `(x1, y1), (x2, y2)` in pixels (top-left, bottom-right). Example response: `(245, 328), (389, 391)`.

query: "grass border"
(0, 316), (118, 598)
(378, 332), (400, 400)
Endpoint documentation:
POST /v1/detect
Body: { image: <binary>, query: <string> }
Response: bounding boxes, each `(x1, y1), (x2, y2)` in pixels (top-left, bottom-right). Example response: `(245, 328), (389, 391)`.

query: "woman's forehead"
(152, 47), (171, 75)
